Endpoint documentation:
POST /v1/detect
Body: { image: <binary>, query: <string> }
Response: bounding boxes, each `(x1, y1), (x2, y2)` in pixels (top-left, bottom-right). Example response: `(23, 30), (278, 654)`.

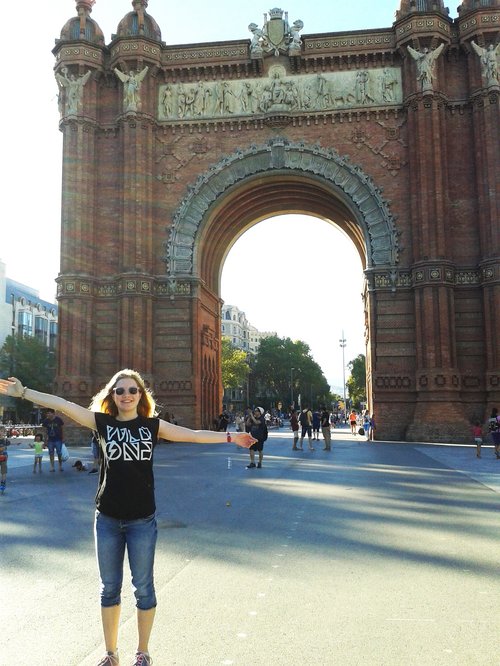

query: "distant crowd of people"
(207, 401), (500, 467)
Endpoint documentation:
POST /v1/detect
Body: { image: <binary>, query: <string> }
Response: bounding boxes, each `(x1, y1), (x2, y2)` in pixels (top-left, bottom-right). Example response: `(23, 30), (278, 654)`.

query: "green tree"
(221, 337), (249, 390)
(0, 335), (55, 421)
(346, 353), (367, 408)
(252, 335), (332, 409)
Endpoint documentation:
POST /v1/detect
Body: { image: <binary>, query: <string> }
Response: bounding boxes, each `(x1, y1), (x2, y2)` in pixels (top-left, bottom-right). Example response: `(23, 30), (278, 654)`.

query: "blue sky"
(2, 1), (460, 391)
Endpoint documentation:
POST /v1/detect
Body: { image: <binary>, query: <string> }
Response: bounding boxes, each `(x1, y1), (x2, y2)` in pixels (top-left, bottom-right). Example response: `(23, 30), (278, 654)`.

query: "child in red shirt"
(472, 421), (483, 458)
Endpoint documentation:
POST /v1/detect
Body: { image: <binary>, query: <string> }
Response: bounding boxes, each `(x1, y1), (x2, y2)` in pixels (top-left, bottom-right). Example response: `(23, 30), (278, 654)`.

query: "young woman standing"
(0, 370), (254, 666)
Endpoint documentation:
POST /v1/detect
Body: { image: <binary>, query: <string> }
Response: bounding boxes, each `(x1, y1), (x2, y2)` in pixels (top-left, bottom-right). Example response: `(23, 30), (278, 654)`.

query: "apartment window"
(35, 316), (48, 345)
(17, 311), (32, 337)
(49, 321), (58, 351)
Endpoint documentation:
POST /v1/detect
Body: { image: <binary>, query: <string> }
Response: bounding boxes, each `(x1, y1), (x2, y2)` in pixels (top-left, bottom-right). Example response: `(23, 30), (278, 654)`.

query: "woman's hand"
(232, 432), (257, 449)
(0, 377), (24, 398)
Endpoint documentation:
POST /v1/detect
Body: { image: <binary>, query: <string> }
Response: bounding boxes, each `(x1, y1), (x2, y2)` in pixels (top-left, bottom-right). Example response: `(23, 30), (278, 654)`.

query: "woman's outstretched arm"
(0, 377), (96, 430)
(158, 419), (255, 448)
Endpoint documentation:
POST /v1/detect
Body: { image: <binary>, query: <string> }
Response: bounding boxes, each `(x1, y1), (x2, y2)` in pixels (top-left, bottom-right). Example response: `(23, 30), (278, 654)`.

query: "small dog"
(72, 460), (87, 472)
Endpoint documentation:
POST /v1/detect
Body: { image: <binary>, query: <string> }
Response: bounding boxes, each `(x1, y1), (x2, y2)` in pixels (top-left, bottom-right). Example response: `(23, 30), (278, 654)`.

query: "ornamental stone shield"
(265, 8), (287, 54)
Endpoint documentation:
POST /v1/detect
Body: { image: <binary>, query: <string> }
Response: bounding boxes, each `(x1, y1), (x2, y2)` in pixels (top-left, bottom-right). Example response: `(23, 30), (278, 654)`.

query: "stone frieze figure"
(114, 66), (149, 112)
(56, 67), (91, 116)
(471, 41), (500, 88)
(248, 22), (265, 57)
(289, 19), (304, 54)
(407, 43), (445, 92)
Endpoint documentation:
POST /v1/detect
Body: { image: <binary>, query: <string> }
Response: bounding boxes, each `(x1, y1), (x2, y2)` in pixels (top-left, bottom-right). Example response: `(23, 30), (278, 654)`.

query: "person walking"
(290, 408), (299, 450)
(320, 406), (331, 451)
(245, 406), (268, 468)
(488, 407), (500, 459)
(0, 371), (255, 666)
(349, 409), (357, 435)
(368, 414), (376, 441)
(472, 421), (483, 458)
(362, 412), (370, 437)
(0, 427), (12, 494)
(41, 408), (65, 472)
(33, 433), (44, 473)
(217, 412), (229, 432)
(312, 409), (321, 441)
(299, 405), (313, 451)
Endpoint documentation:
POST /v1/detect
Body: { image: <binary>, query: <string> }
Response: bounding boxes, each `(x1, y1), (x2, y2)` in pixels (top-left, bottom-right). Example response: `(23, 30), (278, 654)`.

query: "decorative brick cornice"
(303, 30), (394, 54)
(56, 275), (196, 298)
(54, 44), (105, 67)
(367, 264), (489, 291)
(395, 14), (453, 47)
(480, 258), (500, 285)
(161, 43), (248, 65)
(372, 371), (485, 392)
(110, 39), (163, 61)
(374, 374), (413, 390)
(157, 379), (193, 393)
(457, 10), (500, 40)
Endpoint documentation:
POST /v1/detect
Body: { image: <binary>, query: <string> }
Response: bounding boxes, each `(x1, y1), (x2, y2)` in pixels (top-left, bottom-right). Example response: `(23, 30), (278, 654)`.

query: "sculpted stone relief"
(157, 66), (402, 122)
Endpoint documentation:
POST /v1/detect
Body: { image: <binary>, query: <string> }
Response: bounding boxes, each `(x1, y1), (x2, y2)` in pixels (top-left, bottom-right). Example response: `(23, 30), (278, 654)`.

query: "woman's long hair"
(89, 369), (157, 418)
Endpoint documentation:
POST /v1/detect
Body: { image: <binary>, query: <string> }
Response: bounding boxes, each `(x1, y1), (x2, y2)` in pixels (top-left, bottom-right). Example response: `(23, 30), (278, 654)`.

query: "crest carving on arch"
(164, 138), (400, 277)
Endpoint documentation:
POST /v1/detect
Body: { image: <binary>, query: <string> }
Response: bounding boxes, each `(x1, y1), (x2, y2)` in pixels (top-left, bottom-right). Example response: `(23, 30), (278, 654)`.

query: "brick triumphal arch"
(53, 0), (499, 442)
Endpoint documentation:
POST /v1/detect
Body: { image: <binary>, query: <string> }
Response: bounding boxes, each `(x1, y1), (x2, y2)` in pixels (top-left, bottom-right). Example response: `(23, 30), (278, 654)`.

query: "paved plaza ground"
(1, 425), (499, 665)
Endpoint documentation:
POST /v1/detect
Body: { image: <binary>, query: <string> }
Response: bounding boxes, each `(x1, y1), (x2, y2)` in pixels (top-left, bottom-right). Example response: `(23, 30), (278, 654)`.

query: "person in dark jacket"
(245, 406), (268, 468)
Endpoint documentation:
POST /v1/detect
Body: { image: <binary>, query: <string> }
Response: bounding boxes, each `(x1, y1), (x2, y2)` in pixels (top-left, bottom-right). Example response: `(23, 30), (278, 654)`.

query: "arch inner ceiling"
(198, 175), (367, 294)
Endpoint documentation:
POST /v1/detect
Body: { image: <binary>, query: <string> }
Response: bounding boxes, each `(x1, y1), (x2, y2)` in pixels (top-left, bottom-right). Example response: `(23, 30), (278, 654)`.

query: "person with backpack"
(298, 405), (313, 451)
(245, 406), (268, 468)
(312, 409), (321, 441)
(488, 407), (500, 459)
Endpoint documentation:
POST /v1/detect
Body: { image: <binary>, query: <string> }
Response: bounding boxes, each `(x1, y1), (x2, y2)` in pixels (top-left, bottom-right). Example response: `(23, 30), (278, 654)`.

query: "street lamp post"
(339, 331), (346, 420)
(290, 367), (295, 408)
(10, 293), (16, 375)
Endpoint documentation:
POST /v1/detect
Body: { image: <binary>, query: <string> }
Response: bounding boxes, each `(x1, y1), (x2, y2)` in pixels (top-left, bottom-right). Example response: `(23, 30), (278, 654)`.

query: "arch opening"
(220, 213), (366, 403)
(166, 138), (400, 288)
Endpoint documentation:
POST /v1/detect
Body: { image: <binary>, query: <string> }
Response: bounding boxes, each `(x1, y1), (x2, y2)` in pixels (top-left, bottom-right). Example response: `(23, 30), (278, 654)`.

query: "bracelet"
(20, 386), (27, 400)
(227, 432), (232, 443)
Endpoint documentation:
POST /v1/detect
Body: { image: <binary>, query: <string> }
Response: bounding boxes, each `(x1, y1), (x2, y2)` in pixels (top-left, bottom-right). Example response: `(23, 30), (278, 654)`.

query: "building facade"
(0, 259), (58, 421)
(220, 303), (276, 410)
(221, 304), (273, 354)
(52, 0), (499, 440)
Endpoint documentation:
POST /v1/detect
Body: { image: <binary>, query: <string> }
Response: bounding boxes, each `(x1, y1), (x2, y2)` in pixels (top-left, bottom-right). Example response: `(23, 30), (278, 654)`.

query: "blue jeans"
(47, 439), (63, 457)
(94, 510), (157, 610)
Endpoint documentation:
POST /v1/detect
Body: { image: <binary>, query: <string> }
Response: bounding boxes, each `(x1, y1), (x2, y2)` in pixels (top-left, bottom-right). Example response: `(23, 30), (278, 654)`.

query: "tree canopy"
(251, 335), (333, 409)
(346, 353), (366, 408)
(221, 337), (249, 390)
(0, 335), (55, 421)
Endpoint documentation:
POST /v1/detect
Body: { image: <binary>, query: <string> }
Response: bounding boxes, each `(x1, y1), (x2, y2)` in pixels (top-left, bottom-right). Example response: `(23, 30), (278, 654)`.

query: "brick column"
(56, 118), (98, 402)
(405, 96), (469, 441)
(115, 116), (156, 375)
(473, 91), (500, 408)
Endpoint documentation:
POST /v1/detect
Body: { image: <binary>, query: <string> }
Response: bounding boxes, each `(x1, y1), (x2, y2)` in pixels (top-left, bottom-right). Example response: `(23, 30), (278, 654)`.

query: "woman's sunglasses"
(113, 387), (141, 395)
